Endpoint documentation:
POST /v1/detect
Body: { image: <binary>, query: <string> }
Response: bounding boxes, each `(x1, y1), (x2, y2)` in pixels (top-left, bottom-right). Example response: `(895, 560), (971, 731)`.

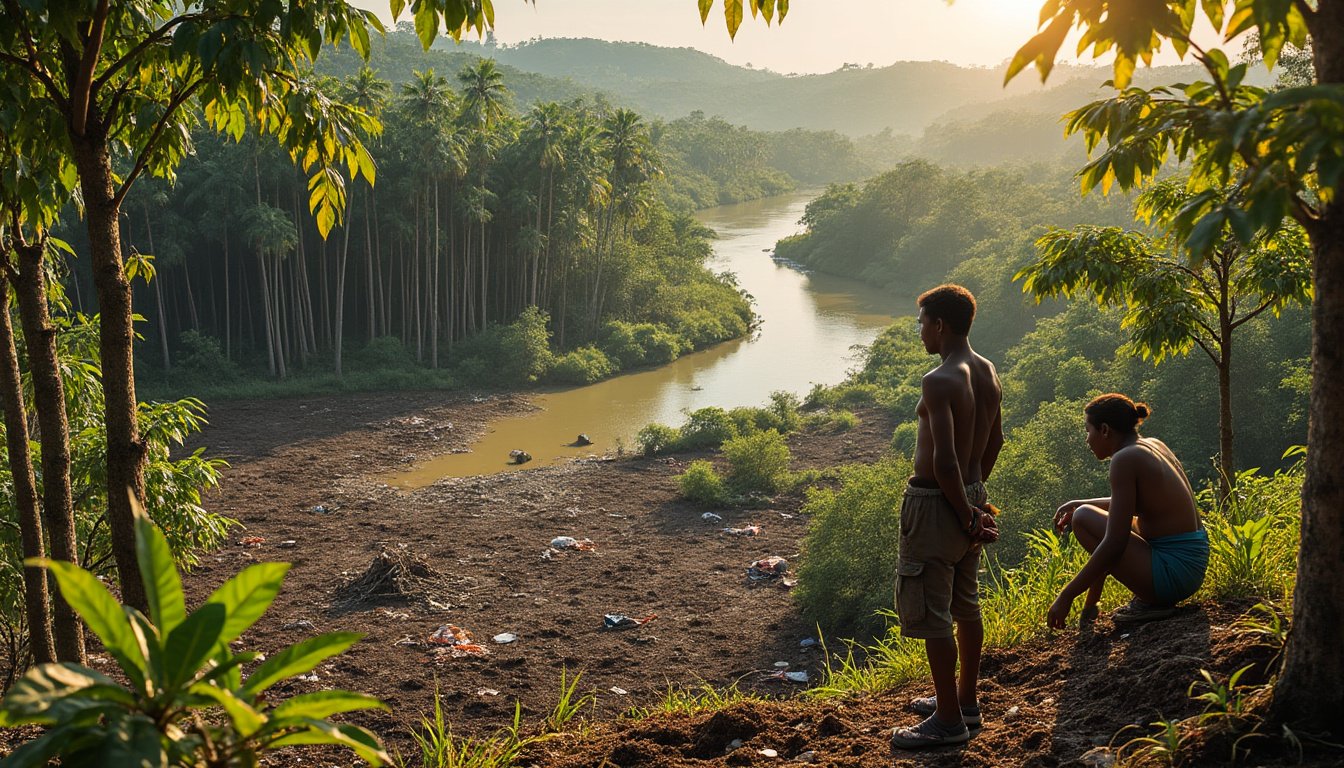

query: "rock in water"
(509, 450), (532, 464)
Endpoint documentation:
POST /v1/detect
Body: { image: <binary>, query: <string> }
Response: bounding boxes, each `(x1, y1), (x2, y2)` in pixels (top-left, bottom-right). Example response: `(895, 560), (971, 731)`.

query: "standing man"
(891, 284), (1004, 749)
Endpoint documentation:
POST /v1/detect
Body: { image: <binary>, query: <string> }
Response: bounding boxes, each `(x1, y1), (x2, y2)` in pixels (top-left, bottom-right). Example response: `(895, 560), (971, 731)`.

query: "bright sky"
(352, 0), (1228, 75)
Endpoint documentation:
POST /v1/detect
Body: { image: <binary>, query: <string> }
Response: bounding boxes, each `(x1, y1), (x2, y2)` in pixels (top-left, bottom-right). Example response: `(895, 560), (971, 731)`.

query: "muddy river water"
(386, 192), (914, 485)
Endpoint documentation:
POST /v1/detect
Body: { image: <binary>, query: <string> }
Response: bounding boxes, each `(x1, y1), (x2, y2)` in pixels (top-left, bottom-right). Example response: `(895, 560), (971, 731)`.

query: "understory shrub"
(599, 321), (685, 368)
(795, 457), (912, 632)
(548, 346), (617, 384)
(679, 460), (726, 504)
(677, 407), (739, 451)
(1199, 456), (1303, 601)
(722, 429), (792, 495)
(636, 424), (682, 456)
(452, 307), (553, 385)
(349, 336), (417, 371)
(174, 330), (241, 382)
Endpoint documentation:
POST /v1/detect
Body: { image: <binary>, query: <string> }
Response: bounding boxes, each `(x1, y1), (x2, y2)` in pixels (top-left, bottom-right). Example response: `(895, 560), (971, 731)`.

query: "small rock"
(278, 540), (298, 549)
(792, 752), (816, 764)
(1005, 705), (1020, 720)
(800, 637), (820, 649)
(758, 748), (778, 758)
(1078, 747), (1116, 768)
(476, 688), (500, 696)
(492, 633), (517, 644)
(702, 512), (723, 523)
(610, 686), (628, 695)
(727, 739), (744, 751)
(281, 620), (316, 631)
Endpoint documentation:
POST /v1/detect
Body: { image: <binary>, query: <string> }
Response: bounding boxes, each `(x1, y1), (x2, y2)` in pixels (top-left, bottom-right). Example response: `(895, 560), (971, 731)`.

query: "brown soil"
(28, 390), (1335, 766)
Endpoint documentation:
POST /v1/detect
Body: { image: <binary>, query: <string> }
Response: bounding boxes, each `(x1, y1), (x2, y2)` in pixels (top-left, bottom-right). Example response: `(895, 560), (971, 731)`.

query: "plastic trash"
(550, 536), (596, 551)
(800, 637), (820, 649)
(278, 540), (298, 549)
(239, 536), (265, 548)
(311, 505), (328, 514)
(723, 525), (762, 536)
(773, 661), (790, 669)
(610, 686), (629, 695)
(427, 624), (489, 657)
(701, 512), (723, 523)
(747, 556), (789, 581)
(477, 688), (500, 696)
(768, 670), (809, 683)
(759, 748), (779, 758)
(492, 633), (517, 644)
(602, 613), (657, 630)
(281, 620), (316, 631)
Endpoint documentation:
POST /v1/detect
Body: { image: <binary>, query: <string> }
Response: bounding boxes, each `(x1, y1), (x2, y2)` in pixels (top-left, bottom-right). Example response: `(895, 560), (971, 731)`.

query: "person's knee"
(1073, 504), (1107, 549)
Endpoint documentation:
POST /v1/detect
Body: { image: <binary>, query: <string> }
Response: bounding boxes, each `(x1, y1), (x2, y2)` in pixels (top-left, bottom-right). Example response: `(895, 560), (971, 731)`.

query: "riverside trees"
(1007, 0), (1343, 739)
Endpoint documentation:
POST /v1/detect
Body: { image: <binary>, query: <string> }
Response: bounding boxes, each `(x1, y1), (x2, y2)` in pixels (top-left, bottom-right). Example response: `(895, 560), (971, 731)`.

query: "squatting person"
(890, 284), (1004, 750)
(1048, 394), (1209, 628)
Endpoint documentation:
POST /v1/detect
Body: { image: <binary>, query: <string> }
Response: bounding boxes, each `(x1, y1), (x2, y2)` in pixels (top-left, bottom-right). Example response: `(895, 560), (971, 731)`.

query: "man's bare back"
(1111, 437), (1200, 540)
(912, 351), (1002, 488)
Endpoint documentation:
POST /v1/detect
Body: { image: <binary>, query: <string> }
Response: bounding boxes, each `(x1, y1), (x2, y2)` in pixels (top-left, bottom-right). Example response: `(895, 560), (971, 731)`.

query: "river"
(386, 192), (913, 486)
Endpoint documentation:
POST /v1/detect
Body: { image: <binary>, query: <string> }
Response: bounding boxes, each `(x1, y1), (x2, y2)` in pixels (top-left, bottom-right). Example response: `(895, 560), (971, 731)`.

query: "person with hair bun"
(1048, 393), (1208, 628)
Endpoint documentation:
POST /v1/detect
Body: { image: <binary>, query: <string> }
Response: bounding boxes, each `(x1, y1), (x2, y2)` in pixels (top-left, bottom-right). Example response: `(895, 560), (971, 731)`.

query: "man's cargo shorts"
(894, 480), (987, 639)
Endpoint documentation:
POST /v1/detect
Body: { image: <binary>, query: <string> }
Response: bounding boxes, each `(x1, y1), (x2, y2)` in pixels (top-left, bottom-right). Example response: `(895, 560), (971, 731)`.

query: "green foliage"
(0, 514), (388, 766)
(598, 321), (685, 368)
(452, 307), (554, 385)
(546, 346), (617, 385)
(626, 682), (763, 721)
(795, 457), (912, 632)
(635, 424), (682, 456)
(350, 336), (420, 372)
(1199, 459), (1303, 601)
(679, 460), (727, 505)
(676, 407), (740, 451)
(173, 330), (242, 383)
(722, 429), (791, 495)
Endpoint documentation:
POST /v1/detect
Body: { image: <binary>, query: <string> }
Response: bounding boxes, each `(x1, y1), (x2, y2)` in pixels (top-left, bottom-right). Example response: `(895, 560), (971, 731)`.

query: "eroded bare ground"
(53, 389), (1325, 767)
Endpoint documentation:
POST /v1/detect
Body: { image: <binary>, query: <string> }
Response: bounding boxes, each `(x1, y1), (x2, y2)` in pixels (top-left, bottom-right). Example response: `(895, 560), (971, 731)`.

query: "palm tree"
(341, 67), (389, 346)
(522, 102), (569, 306)
(457, 60), (509, 329)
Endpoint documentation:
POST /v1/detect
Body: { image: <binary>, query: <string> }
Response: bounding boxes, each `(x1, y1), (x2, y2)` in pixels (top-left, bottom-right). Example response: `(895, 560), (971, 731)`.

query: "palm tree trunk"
(143, 208), (171, 370)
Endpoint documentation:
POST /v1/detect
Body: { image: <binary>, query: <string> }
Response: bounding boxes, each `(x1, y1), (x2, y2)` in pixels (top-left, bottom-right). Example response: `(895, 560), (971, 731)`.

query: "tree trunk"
(72, 136), (146, 613)
(143, 209), (171, 370)
(1217, 329), (1234, 503)
(334, 207), (351, 379)
(0, 262), (57, 665)
(365, 189), (376, 342)
(1272, 2), (1344, 740)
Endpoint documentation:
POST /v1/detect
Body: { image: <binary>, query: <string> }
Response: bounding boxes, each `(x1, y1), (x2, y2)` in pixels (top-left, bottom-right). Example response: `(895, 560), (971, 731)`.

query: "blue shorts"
(1149, 529), (1209, 605)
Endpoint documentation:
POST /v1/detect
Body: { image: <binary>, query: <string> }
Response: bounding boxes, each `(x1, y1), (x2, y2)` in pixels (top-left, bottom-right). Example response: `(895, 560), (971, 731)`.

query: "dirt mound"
(333, 545), (448, 610)
(525, 603), (1340, 767)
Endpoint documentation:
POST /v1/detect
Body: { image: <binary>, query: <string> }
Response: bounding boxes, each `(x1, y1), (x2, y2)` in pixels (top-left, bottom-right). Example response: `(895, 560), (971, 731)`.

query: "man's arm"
(923, 374), (976, 529)
(982, 403), (1004, 481)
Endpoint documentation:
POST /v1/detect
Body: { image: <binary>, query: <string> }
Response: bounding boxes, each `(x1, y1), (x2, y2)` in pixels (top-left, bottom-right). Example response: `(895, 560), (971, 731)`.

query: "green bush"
(349, 335), (418, 371)
(677, 407), (739, 451)
(547, 346), (617, 384)
(1200, 459), (1303, 601)
(452, 307), (554, 385)
(890, 421), (918, 455)
(795, 457), (912, 631)
(599, 321), (685, 369)
(174, 330), (241, 382)
(830, 410), (859, 432)
(723, 429), (792, 495)
(636, 424), (682, 456)
(679, 460), (727, 504)
(0, 513), (388, 766)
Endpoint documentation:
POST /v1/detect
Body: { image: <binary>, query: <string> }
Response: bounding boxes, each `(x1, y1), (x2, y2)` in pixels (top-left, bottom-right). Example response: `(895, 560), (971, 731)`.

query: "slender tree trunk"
(365, 189), (376, 342)
(431, 181), (440, 369)
(224, 227), (231, 359)
(0, 262), (57, 665)
(143, 209), (171, 370)
(259, 255), (277, 377)
(72, 135), (146, 612)
(334, 207), (351, 378)
(1217, 310), (1235, 502)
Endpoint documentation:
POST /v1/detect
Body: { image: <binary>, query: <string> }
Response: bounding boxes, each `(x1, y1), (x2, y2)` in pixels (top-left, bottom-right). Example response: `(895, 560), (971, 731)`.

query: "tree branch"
(1192, 335), (1219, 365)
(94, 13), (207, 92)
(1231, 298), (1279, 330)
(1292, 0), (1317, 27)
(0, 7), (69, 109)
(111, 79), (205, 209)
(70, 0), (112, 135)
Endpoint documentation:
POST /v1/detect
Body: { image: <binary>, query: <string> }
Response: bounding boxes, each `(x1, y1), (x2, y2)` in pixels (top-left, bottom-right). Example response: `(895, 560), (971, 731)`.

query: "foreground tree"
(1019, 181), (1313, 499)
(1009, 0), (1342, 740)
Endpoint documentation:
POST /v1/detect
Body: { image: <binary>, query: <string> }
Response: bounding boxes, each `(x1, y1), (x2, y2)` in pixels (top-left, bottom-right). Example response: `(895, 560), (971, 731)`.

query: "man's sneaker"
(1112, 599), (1178, 625)
(910, 695), (982, 727)
(890, 714), (971, 750)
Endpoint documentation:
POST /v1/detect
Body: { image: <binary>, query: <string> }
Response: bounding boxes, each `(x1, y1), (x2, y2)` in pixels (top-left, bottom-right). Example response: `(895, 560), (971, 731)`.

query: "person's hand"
(1047, 593), (1072, 630)
(1053, 501), (1079, 534)
(973, 511), (998, 543)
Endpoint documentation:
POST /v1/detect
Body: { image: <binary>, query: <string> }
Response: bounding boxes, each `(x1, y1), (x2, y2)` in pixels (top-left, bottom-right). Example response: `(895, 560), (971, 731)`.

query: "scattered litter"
(778, 512), (795, 519)
(426, 624), (489, 658)
(606, 513), (626, 518)
(393, 636), (417, 646)
(723, 525), (762, 537)
(747, 556), (789, 582)
(296, 672), (319, 683)
(550, 536), (596, 551)
(492, 633), (517, 644)
(239, 536), (265, 548)
(773, 661), (790, 669)
(378, 609), (410, 620)
(278, 540), (298, 549)
(1120, 633), (1131, 639)
(781, 577), (799, 588)
(281, 620), (316, 631)
(701, 512), (724, 523)
(759, 748), (779, 758)
(509, 449), (532, 465)
(610, 686), (629, 695)
(476, 688), (500, 697)
(800, 637), (820, 649)
(603, 613), (657, 630)
(541, 549), (553, 560)
(311, 505), (329, 514)
(769, 670), (810, 684)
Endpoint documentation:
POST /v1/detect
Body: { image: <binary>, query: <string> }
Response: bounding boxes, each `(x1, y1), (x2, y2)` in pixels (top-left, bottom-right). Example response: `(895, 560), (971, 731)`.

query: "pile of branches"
(333, 545), (445, 609)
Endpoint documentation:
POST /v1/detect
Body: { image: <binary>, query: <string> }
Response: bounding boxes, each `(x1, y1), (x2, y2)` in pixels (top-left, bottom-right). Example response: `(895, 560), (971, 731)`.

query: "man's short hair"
(917, 284), (976, 335)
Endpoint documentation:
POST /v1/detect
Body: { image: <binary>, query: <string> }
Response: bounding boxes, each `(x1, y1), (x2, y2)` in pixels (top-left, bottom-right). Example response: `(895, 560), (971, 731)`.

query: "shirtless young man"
(1048, 394), (1208, 629)
(891, 284), (1004, 750)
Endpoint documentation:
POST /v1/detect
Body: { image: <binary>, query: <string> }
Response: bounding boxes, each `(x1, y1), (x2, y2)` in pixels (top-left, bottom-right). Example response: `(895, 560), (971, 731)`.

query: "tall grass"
(1198, 458), (1303, 602)
(626, 682), (764, 720)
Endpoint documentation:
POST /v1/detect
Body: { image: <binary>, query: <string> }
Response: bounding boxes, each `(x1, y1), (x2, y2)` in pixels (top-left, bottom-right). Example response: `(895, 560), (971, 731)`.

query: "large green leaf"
(1, 663), (129, 723)
(0, 724), (94, 768)
(135, 514), (186, 634)
(202, 561), (290, 645)
(268, 690), (387, 723)
(163, 603), (227, 689)
(30, 559), (147, 683)
(268, 719), (388, 766)
(99, 713), (167, 768)
(189, 683), (264, 737)
(125, 608), (166, 698)
(239, 632), (362, 700)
